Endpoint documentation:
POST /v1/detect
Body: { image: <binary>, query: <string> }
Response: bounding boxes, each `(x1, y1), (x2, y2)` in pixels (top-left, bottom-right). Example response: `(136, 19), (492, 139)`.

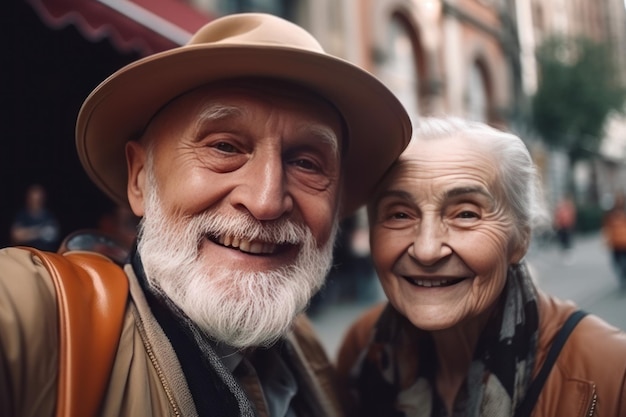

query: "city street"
(310, 232), (626, 360)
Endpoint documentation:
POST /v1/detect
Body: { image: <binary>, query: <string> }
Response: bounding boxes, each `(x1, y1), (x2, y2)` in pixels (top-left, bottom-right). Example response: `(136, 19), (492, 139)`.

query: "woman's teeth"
(405, 277), (464, 287)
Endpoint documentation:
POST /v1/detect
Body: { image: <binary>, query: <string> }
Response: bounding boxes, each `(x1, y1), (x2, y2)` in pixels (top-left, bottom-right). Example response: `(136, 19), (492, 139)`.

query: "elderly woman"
(337, 118), (626, 417)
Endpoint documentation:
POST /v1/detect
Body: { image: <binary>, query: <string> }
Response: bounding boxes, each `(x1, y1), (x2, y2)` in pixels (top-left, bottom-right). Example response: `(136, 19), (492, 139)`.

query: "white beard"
(137, 168), (337, 348)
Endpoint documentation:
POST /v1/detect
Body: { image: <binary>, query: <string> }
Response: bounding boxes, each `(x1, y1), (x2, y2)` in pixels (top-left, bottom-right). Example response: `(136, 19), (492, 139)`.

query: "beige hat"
(76, 13), (411, 218)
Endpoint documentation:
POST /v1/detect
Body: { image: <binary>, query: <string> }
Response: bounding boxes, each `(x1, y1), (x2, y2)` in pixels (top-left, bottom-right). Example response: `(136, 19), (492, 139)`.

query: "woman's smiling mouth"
(402, 276), (466, 287)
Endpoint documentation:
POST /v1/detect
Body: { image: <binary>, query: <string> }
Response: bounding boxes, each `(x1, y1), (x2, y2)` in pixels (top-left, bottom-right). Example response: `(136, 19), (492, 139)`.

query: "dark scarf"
(350, 262), (539, 417)
(131, 249), (256, 417)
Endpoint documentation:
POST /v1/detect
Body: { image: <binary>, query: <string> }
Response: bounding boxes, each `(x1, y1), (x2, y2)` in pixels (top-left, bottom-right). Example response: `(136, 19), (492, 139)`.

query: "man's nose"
(230, 155), (293, 221)
(407, 218), (452, 266)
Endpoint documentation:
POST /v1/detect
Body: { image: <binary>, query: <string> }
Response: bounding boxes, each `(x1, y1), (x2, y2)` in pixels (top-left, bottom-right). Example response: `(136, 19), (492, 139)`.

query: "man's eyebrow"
(300, 124), (340, 156)
(197, 104), (244, 122)
(444, 186), (492, 200)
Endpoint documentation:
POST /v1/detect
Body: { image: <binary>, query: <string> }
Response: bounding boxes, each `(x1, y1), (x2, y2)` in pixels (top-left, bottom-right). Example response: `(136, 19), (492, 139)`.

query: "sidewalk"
(526, 232), (626, 330)
(525, 232), (617, 307)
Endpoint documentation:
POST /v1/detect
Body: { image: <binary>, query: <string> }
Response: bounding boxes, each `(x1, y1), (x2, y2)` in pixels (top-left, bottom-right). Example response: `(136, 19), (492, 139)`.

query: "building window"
(466, 62), (489, 122)
(217, 0), (301, 20)
(377, 15), (419, 123)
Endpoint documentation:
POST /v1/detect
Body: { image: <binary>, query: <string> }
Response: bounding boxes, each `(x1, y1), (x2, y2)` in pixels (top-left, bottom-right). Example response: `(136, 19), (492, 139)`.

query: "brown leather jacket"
(337, 292), (626, 417)
(0, 247), (346, 417)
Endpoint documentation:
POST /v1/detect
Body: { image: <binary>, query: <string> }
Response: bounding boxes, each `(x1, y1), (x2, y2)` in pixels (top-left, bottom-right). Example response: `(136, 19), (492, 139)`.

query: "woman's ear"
(510, 226), (531, 264)
(126, 141), (147, 217)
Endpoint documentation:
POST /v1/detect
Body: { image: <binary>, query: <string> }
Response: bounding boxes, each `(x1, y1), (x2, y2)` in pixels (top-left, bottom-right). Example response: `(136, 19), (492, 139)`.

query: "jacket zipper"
(137, 317), (182, 417)
(586, 384), (597, 417)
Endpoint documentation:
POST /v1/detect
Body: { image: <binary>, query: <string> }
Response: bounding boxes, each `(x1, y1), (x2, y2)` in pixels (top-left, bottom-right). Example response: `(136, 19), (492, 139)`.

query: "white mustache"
(189, 211), (307, 247)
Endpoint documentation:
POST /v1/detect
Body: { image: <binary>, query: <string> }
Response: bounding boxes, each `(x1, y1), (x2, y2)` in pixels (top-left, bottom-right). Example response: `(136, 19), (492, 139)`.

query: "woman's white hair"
(409, 117), (549, 239)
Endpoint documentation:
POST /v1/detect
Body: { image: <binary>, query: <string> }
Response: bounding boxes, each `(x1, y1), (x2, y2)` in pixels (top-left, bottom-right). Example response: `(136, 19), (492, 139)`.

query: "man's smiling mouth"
(210, 234), (282, 255)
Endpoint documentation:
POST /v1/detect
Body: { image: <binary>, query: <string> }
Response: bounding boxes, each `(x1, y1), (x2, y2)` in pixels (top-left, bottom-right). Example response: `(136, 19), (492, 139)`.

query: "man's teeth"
(217, 235), (277, 254)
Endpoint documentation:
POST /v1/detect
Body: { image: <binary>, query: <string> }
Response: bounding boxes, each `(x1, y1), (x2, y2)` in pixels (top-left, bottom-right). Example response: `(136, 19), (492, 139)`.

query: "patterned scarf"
(349, 262), (539, 417)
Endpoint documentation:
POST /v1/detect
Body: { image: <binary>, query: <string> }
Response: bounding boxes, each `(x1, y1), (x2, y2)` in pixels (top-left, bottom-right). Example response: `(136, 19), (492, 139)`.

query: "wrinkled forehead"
(395, 134), (496, 173)
(372, 134), (502, 200)
(405, 131), (495, 155)
(143, 78), (346, 150)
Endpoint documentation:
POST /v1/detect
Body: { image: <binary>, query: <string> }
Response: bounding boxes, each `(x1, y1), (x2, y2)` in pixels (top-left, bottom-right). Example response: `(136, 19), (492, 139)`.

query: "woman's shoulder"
(538, 291), (626, 347)
(565, 312), (626, 361)
(538, 298), (626, 415)
(537, 292), (626, 380)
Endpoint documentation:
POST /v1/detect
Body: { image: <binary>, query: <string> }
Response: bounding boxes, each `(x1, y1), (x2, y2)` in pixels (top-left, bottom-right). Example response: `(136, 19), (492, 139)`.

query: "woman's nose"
(407, 219), (452, 266)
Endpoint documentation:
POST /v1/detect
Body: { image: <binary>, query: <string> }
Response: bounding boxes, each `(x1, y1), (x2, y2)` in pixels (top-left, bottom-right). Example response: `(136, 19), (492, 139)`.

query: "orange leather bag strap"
(22, 248), (129, 417)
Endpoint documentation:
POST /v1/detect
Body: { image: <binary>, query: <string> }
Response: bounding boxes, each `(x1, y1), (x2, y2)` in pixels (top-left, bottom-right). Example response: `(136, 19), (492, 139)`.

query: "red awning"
(27, 0), (215, 56)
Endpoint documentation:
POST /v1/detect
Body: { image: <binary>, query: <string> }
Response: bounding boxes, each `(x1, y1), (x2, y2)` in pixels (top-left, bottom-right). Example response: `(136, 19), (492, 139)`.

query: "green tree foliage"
(531, 36), (625, 161)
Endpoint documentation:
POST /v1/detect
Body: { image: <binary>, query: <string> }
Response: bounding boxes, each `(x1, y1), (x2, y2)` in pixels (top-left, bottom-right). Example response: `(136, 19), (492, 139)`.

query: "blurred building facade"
(188, 0), (523, 127)
(212, 0), (625, 219)
(6, 0), (626, 249)
(526, 0), (626, 209)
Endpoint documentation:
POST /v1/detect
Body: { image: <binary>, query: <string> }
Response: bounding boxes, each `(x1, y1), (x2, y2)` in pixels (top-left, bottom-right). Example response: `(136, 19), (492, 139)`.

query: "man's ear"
(126, 141), (147, 217)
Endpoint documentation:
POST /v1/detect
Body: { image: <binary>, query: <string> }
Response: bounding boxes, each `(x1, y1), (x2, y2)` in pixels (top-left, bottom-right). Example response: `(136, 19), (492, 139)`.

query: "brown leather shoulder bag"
(21, 247), (129, 417)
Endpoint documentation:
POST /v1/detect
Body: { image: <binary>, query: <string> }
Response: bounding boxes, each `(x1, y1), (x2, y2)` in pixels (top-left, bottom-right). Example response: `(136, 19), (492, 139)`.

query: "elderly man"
(0, 13), (410, 417)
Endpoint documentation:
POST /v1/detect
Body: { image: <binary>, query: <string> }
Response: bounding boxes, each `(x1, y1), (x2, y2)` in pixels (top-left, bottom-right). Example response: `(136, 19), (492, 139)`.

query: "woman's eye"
(457, 210), (479, 219)
(382, 210), (411, 222)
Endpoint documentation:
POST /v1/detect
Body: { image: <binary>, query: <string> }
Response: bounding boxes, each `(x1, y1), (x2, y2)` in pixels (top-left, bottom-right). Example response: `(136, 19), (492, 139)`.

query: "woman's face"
(368, 136), (526, 331)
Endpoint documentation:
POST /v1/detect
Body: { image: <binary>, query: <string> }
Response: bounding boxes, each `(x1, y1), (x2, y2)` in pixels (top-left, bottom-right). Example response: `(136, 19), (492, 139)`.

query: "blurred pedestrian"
(553, 194), (576, 261)
(10, 184), (60, 251)
(602, 191), (626, 289)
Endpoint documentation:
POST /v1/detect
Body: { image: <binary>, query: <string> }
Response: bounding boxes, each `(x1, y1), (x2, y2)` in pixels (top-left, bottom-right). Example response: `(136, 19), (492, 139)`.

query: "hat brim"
(76, 44), (411, 218)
